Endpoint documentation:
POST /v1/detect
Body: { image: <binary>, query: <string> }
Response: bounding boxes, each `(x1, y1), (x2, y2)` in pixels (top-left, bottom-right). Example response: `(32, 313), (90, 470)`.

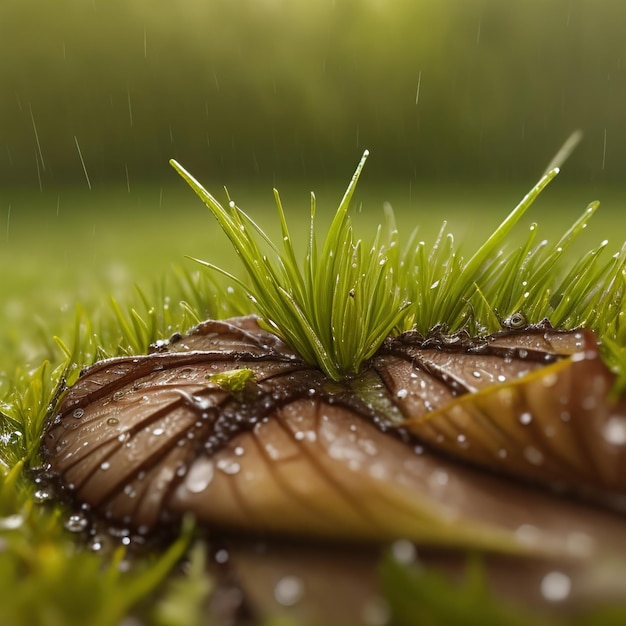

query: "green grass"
(1, 159), (626, 625)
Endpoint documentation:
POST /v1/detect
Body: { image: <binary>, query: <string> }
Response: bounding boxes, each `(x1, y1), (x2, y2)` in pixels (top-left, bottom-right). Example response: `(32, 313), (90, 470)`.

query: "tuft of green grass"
(171, 153), (626, 384)
(171, 151), (407, 380)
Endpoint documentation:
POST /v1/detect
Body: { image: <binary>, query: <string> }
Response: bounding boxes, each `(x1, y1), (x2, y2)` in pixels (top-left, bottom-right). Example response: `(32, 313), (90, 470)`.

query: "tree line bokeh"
(1, 0), (624, 188)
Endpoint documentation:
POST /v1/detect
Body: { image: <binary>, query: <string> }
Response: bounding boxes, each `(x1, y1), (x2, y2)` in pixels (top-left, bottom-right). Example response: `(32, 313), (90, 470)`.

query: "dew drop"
(106, 417), (119, 426)
(33, 488), (52, 503)
(542, 373), (558, 388)
(184, 457), (215, 493)
(112, 391), (124, 401)
(362, 596), (390, 626)
(152, 427), (165, 436)
(234, 446), (245, 456)
(72, 408), (84, 419)
(215, 548), (229, 564)
(429, 469), (449, 490)
(391, 539), (417, 564)
(0, 514), (24, 530)
(524, 446), (544, 466)
(540, 571), (571, 602)
(274, 575), (304, 606)
(396, 388), (408, 399)
(65, 512), (89, 533)
(602, 416), (626, 446)
(216, 458), (241, 475)
(519, 412), (533, 425)
(100, 461), (111, 471)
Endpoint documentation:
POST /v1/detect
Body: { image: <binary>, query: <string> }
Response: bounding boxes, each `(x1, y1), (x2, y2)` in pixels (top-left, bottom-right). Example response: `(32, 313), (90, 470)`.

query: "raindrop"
(215, 548), (229, 563)
(185, 457), (215, 493)
(65, 512), (89, 533)
(362, 596), (391, 626)
(33, 489), (52, 503)
(274, 575), (304, 606)
(0, 514), (24, 530)
(541, 373), (558, 388)
(515, 524), (541, 546)
(602, 416), (626, 446)
(524, 446), (544, 466)
(216, 458), (241, 475)
(519, 412), (533, 425)
(391, 539), (417, 564)
(429, 469), (449, 489)
(540, 571), (571, 602)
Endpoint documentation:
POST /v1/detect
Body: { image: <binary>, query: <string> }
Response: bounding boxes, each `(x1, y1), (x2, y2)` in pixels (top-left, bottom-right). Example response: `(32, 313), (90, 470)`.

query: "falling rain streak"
(74, 136), (92, 190)
(28, 103), (45, 172)
(415, 71), (422, 106)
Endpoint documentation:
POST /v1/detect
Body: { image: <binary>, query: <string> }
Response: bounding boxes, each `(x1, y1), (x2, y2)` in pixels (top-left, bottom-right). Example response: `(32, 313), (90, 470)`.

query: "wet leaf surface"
(41, 315), (626, 618)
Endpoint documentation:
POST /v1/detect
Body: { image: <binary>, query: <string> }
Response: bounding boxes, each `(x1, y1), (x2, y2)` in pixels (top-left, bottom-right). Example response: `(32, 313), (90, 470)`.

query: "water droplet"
(0, 514), (24, 530)
(542, 373), (558, 387)
(274, 575), (304, 606)
(106, 417), (119, 426)
(65, 513), (89, 533)
(472, 370), (481, 379)
(518, 349), (528, 359)
(216, 458), (241, 475)
(118, 432), (130, 443)
(515, 524), (541, 546)
(429, 469), (449, 489)
(540, 571), (571, 602)
(362, 596), (390, 626)
(215, 548), (229, 564)
(123, 484), (137, 498)
(72, 408), (84, 419)
(184, 457), (215, 493)
(396, 388), (408, 399)
(519, 412), (533, 425)
(112, 391), (124, 401)
(152, 427), (165, 436)
(358, 438), (378, 455)
(391, 539), (417, 564)
(524, 446), (544, 466)
(602, 416), (626, 446)
(32, 487), (52, 502)
(234, 446), (245, 456)
(100, 461), (111, 471)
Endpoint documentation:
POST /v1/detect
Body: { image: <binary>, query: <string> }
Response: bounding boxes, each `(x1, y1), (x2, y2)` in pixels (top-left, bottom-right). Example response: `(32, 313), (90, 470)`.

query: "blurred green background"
(2, 0), (625, 186)
(1, 0), (626, 371)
